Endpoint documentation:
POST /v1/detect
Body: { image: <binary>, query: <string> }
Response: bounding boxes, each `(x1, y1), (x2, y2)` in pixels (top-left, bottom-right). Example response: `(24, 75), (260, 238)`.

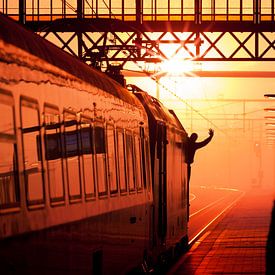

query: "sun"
(160, 58), (195, 76)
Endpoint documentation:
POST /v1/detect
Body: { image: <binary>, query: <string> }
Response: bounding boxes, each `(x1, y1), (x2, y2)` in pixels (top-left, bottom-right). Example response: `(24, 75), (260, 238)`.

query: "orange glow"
(160, 59), (196, 76)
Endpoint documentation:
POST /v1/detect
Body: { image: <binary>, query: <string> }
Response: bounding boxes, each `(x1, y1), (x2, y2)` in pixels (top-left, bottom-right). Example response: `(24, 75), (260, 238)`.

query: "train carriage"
(130, 86), (189, 263)
(0, 13), (188, 274)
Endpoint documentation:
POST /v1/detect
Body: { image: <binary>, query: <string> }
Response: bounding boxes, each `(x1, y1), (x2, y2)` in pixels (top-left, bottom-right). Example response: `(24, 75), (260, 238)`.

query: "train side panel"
(166, 126), (188, 248)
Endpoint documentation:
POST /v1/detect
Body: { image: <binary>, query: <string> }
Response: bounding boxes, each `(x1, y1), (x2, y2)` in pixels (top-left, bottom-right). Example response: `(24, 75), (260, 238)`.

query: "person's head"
(190, 133), (198, 141)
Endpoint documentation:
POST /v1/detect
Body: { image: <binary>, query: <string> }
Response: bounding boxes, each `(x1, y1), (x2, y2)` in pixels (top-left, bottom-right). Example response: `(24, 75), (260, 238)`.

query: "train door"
(155, 122), (167, 245)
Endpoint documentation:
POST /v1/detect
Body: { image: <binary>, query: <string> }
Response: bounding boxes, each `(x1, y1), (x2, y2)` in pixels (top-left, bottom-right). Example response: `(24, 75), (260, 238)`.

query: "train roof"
(128, 85), (186, 133)
(0, 13), (140, 106)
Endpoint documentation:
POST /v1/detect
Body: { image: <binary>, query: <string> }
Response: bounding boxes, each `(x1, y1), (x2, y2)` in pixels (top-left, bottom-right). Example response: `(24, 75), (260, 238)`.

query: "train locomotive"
(0, 14), (189, 274)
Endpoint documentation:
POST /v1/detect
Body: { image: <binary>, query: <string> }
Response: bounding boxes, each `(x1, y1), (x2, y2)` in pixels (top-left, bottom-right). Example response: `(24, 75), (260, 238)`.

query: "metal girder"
(4, 0), (275, 70)
(38, 18), (275, 72)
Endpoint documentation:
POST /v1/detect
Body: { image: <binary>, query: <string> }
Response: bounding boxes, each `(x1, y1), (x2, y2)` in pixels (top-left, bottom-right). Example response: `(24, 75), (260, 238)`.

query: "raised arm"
(195, 129), (214, 149)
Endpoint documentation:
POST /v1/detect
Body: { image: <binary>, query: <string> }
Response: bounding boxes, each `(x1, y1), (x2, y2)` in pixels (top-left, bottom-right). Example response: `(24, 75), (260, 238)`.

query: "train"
(0, 13), (189, 274)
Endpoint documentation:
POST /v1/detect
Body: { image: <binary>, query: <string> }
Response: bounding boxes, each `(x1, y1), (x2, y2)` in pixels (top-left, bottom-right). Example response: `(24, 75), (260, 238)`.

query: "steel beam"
(19, 0), (26, 24)
(2, 1), (275, 72)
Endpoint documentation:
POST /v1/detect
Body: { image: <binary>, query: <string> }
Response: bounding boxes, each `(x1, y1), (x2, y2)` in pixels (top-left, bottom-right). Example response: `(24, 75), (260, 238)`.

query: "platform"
(169, 188), (275, 275)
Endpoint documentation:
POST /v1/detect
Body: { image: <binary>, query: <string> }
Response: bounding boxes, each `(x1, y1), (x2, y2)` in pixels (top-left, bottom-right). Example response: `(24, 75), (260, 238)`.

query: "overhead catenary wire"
(84, 0), (96, 14)
(131, 63), (231, 137)
(60, 1), (96, 15)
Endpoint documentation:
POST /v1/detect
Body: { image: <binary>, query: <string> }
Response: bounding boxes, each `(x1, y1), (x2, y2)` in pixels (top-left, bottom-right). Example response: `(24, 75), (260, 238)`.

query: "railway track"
(188, 186), (246, 245)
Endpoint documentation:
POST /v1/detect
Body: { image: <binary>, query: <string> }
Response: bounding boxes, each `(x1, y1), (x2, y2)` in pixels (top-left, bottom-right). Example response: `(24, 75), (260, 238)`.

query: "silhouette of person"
(266, 200), (275, 275)
(185, 128), (214, 185)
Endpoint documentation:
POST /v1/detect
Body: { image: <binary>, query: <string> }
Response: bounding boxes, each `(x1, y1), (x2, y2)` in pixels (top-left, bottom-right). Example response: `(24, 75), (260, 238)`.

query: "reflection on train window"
(117, 130), (127, 193)
(106, 124), (118, 194)
(44, 104), (65, 205)
(94, 125), (106, 153)
(140, 127), (147, 189)
(125, 132), (135, 192)
(134, 135), (143, 191)
(94, 123), (108, 196)
(80, 117), (96, 200)
(20, 96), (45, 207)
(80, 126), (93, 154)
(64, 111), (82, 202)
(0, 90), (20, 210)
(144, 139), (151, 190)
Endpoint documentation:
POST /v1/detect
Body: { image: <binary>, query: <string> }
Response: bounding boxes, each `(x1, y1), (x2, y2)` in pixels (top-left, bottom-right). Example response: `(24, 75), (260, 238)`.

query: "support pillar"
(77, 0), (84, 60)
(19, 0), (26, 24)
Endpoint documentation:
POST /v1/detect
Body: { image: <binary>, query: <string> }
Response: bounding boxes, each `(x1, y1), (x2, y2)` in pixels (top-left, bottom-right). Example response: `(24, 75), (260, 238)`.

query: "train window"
(20, 96), (45, 208)
(64, 111), (82, 202)
(134, 135), (143, 192)
(144, 138), (151, 190)
(106, 124), (118, 194)
(140, 127), (150, 191)
(125, 132), (136, 192)
(94, 125), (106, 154)
(116, 130), (127, 194)
(80, 126), (93, 154)
(94, 122), (108, 197)
(80, 117), (96, 200)
(0, 90), (20, 211)
(44, 104), (65, 206)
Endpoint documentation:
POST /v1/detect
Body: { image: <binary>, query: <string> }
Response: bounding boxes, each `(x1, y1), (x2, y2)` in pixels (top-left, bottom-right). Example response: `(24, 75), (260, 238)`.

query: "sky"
(128, 67), (275, 193)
